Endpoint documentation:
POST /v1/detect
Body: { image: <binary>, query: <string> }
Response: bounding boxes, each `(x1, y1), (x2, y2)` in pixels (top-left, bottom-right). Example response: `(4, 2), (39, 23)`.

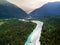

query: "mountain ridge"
(0, 1), (60, 18)
(0, 0), (27, 19)
(30, 2), (60, 17)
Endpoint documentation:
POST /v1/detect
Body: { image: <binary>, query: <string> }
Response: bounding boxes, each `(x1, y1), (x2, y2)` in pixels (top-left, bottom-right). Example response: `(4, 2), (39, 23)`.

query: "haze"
(7, 0), (60, 14)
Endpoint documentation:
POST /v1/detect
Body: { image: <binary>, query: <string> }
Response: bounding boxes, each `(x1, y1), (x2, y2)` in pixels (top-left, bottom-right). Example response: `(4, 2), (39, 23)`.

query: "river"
(24, 20), (43, 45)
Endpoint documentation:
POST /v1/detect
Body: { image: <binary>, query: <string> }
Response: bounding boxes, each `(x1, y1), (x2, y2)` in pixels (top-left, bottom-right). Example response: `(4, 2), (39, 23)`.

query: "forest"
(0, 19), (36, 45)
(40, 16), (60, 45)
(0, 16), (60, 45)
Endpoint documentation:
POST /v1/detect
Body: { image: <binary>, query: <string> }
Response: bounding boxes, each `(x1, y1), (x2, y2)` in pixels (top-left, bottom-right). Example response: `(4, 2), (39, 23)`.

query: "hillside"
(0, 1), (60, 19)
(0, 19), (36, 45)
(40, 16), (60, 45)
(30, 2), (60, 17)
(0, 0), (27, 19)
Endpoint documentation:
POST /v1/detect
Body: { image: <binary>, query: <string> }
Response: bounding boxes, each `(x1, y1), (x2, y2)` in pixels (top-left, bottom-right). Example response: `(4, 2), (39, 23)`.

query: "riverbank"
(25, 20), (43, 45)
(0, 19), (36, 45)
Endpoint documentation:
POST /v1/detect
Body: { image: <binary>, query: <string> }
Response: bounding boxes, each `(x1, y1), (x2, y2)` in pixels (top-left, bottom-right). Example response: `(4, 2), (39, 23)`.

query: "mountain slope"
(41, 16), (60, 45)
(0, 0), (27, 18)
(30, 2), (60, 17)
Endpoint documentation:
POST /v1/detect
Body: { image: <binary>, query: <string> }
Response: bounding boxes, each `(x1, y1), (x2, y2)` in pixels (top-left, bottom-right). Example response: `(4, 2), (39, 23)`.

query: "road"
(24, 20), (43, 45)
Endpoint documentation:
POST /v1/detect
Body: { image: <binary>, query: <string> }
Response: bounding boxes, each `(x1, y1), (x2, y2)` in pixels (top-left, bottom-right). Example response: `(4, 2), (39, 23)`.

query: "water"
(25, 21), (43, 45)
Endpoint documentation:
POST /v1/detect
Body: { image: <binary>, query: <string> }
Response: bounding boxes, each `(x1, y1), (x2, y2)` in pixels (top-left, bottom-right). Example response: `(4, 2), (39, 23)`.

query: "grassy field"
(0, 22), (4, 26)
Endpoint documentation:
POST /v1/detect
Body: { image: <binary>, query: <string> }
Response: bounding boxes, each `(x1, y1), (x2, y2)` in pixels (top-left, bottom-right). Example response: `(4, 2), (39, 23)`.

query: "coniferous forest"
(40, 16), (60, 45)
(0, 19), (36, 45)
(0, 16), (60, 45)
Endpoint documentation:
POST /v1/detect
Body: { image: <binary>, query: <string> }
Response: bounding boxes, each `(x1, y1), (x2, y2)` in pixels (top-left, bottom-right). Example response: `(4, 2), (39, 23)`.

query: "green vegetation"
(40, 16), (60, 45)
(0, 19), (5, 26)
(0, 16), (60, 45)
(0, 22), (4, 25)
(0, 19), (36, 45)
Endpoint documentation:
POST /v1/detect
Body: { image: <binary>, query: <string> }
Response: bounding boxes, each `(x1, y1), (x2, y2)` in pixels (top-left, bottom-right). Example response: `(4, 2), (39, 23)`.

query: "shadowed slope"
(0, 0), (27, 18)
(30, 2), (60, 17)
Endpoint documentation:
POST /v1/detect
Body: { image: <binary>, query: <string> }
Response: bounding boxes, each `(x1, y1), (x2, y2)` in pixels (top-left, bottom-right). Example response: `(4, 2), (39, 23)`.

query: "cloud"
(7, 0), (60, 14)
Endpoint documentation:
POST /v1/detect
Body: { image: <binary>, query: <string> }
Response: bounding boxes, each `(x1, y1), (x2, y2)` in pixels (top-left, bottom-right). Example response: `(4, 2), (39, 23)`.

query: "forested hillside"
(0, 0), (27, 19)
(40, 16), (60, 45)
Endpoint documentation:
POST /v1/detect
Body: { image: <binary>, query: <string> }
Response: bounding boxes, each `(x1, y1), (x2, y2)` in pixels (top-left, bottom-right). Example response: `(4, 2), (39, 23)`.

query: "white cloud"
(7, 0), (60, 14)
(49, 0), (60, 2)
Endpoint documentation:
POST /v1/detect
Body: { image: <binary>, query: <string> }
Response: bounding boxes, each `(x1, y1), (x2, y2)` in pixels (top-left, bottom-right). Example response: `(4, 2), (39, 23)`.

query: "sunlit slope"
(0, 22), (4, 25)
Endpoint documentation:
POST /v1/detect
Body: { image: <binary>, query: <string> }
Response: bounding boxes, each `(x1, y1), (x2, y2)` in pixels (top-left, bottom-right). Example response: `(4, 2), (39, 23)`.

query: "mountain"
(0, 0), (7, 4)
(30, 2), (60, 18)
(0, 1), (60, 19)
(0, 0), (27, 19)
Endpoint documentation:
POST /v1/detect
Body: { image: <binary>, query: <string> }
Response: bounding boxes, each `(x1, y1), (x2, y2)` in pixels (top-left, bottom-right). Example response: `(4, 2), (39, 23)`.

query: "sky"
(7, 0), (60, 14)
